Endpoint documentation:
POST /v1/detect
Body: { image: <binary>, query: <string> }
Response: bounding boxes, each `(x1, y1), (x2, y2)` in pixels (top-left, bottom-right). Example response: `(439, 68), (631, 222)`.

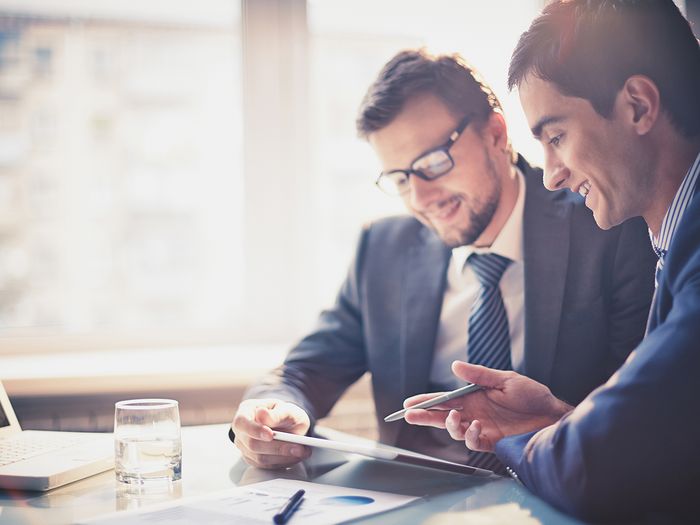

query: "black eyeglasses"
(375, 115), (473, 196)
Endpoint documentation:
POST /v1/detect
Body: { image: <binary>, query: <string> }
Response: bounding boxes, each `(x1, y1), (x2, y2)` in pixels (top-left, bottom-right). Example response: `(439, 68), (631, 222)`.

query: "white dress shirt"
(429, 170), (526, 389)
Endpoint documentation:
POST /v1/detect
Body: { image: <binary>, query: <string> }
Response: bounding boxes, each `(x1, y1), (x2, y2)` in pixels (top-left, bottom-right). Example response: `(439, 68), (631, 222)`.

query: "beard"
(432, 153), (502, 248)
(441, 195), (499, 247)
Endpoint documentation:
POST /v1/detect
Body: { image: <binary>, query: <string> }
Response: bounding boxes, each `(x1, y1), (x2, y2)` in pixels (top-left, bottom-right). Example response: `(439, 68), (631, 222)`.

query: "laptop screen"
(0, 404), (9, 428)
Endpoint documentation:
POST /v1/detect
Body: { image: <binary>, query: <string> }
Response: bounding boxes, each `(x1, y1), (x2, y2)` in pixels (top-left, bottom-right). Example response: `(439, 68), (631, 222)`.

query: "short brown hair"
(357, 49), (506, 147)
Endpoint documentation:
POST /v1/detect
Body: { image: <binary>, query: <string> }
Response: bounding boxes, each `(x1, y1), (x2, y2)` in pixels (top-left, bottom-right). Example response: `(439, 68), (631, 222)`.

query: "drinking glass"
(114, 399), (182, 484)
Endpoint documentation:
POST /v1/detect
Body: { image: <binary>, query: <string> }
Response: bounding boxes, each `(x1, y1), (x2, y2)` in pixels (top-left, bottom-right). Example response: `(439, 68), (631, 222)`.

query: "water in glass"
(114, 399), (182, 484)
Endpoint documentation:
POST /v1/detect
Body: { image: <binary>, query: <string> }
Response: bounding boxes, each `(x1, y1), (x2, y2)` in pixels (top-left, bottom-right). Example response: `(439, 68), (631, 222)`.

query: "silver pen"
(384, 383), (483, 422)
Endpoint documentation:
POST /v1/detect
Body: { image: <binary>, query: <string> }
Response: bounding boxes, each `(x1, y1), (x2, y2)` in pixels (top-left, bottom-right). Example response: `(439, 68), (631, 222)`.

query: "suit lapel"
(400, 229), (451, 400)
(382, 227), (448, 447)
(645, 287), (659, 335)
(521, 158), (572, 384)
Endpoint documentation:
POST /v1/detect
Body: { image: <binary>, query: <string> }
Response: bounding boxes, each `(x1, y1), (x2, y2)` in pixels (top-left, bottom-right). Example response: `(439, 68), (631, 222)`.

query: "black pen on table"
(273, 489), (305, 524)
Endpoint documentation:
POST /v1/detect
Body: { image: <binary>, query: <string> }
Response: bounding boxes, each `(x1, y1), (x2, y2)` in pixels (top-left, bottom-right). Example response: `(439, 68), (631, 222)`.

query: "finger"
(232, 409), (274, 441)
(445, 410), (468, 441)
(403, 392), (447, 408)
(236, 399), (281, 422)
(451, 361), (509, 388)
(256, 405), (308, 434)
(236, 434), (311, 462)
(403, 408), (449, 428)
(255, 406), (300, 436)
(464, 420), (482, 451)
(236, 438), (308, 469)
(265, 404), (309, 434)
(465, 420), (492, 452)
(244, 437), (311, 460)
(255, 406), (279, 427)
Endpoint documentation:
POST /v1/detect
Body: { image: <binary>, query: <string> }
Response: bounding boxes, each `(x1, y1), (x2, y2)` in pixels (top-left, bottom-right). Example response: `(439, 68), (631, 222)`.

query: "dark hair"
(508, 0), (700, 137)
(356, 49), (502, 138)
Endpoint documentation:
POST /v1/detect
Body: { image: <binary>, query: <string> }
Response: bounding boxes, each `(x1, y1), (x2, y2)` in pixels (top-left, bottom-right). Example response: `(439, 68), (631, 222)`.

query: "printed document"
(81, 478), (419, 524)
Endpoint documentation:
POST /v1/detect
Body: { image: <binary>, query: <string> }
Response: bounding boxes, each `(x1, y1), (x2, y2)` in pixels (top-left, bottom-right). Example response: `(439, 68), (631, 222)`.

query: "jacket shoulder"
(362, 215), (433, 244)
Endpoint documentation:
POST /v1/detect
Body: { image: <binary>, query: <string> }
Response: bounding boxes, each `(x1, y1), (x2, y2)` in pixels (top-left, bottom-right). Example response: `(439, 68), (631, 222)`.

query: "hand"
(404, 361), (573, 452)
(231, 399), (312, 469)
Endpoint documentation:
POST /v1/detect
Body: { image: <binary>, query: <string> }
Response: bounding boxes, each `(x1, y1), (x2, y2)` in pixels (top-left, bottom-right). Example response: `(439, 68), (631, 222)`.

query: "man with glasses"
(230, 49), (655, 473)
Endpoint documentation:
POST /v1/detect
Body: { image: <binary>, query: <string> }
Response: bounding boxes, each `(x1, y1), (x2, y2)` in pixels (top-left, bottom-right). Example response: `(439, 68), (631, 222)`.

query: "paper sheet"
(81, 479), (419, 524)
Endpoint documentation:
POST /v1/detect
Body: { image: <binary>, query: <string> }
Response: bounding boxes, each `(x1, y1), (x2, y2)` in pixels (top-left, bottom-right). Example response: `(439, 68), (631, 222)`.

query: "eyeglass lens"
(412, 149), (453, 178)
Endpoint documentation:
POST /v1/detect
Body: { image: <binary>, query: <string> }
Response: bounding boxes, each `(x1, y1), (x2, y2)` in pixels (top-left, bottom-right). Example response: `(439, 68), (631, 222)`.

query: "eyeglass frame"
(374, 114), (474, 196)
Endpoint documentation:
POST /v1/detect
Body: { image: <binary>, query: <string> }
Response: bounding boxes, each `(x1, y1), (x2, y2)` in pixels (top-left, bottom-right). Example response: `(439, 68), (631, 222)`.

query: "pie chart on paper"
(319, 495), (375, 506)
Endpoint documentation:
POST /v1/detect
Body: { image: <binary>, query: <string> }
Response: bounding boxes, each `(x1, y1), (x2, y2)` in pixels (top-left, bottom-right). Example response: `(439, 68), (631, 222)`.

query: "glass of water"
(114, 399), (182, 484)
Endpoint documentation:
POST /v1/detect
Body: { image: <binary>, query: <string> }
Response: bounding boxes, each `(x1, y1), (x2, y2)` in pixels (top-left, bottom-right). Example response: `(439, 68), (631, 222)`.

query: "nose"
(406, 174), (440, 209)
(542, 151), (571, 192)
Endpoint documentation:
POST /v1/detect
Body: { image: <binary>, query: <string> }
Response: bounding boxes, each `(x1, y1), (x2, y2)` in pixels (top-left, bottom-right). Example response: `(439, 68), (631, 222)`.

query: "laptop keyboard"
(0, 433), (91, 467)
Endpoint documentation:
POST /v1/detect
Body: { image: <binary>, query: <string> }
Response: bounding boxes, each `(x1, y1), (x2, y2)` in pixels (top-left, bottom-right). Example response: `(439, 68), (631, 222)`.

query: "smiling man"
(367, 93), (517, 251)
(521, 76), (662, 232)
(402, 1), (700, 522)
(230, 49), (655, 475)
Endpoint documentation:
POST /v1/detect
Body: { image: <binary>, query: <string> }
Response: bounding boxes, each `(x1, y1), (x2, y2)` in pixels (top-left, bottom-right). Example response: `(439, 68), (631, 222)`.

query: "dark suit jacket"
(496, 186), (700, 523)
(246, 156), (656, 456)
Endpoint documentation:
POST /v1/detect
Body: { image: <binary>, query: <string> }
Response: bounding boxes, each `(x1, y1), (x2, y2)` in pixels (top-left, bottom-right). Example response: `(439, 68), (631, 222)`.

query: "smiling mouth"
(428, 196), (461, 220)
(578, 181), (591, 198)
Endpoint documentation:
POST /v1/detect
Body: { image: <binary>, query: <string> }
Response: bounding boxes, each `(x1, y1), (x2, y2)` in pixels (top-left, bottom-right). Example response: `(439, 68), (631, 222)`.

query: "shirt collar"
(650, 151), (700, 260)
(452, 167), (525, 269)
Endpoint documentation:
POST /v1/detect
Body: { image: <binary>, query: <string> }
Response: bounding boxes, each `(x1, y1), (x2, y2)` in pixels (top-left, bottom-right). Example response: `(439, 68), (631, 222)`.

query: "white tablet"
(272, 431), (495, 477)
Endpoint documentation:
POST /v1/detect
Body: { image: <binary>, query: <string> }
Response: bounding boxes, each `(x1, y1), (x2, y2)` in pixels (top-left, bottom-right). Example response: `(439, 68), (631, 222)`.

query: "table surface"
(0, 424), (584, 525)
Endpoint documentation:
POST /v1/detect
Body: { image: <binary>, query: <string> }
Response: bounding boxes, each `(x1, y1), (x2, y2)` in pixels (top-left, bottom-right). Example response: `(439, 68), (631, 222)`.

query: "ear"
(619, 75), (660, 135)
(484, 111), (509, 151)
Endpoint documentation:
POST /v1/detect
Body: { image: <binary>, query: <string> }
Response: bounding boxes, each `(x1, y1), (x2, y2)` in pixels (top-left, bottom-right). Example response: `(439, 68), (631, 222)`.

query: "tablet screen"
(272, 431), (495, 477)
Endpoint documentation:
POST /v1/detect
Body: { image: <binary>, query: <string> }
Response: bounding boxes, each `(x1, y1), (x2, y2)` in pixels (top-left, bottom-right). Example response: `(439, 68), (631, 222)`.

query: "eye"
(388, 171), (410, 188)
(548, 134), (563, 147)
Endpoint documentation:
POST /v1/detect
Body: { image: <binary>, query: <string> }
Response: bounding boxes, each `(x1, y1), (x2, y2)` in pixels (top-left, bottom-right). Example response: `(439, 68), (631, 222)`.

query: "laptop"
(0, 380), (114, 491)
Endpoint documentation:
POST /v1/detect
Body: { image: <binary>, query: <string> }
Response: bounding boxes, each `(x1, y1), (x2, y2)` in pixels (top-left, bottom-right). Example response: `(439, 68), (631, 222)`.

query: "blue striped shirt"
(650, 152), (700, 286)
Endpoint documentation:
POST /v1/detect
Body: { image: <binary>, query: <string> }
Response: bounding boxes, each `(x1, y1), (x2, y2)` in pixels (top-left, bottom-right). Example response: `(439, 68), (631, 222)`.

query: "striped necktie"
(467, 253), (513, 370)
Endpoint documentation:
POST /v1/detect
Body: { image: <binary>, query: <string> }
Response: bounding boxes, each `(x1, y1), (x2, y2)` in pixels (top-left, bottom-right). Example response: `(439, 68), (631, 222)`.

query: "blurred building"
(0, 11), (243, 340)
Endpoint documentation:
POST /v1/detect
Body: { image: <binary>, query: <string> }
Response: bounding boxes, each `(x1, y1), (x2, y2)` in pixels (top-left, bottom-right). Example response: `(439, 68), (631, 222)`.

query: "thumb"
(452, 361), (508, 388)
(254, 406), (279, 428)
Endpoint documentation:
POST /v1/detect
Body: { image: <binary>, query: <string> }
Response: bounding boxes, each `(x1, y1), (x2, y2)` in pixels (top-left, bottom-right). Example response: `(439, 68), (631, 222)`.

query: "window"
(0, 2), (243, 352)
(0, 0), (544, 356)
